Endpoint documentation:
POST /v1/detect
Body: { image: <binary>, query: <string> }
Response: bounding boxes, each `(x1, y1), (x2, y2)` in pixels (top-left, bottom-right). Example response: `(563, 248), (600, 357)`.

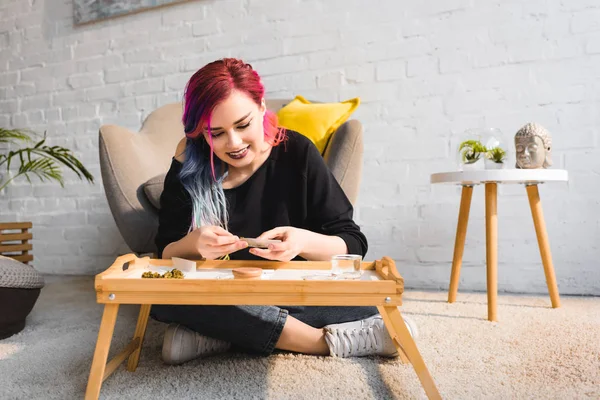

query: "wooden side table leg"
(127, 304), (152, 372)
(85, 304), (119, 400)
(526, 184), (561, 308)
(378, 306), (442, 400)
(485, 183), (498, 322)
(448, 185), (474, 303)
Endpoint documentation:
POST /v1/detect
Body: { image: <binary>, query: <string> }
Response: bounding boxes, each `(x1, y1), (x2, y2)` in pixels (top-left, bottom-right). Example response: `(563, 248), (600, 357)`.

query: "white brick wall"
(1, 0), (599, 294)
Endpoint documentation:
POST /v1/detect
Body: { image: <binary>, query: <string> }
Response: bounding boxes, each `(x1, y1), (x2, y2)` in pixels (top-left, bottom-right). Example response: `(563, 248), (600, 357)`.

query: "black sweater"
(155, 130), (368, 260)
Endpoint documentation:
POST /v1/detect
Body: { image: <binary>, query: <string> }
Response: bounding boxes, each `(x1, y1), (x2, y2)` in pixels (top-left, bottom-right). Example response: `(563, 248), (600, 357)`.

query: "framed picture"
(74, 0), (191, 25)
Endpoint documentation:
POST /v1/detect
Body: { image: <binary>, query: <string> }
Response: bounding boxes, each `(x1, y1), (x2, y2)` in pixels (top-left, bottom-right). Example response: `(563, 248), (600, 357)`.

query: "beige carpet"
(1, 276), (599, 399)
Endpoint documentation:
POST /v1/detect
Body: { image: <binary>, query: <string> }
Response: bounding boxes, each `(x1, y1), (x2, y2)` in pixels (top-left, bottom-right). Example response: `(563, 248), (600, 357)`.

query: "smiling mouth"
(227, 146), (250, 159)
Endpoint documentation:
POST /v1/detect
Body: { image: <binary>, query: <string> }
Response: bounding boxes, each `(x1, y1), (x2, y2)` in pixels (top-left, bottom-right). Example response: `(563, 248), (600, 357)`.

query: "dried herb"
(141, 269), (184, 279)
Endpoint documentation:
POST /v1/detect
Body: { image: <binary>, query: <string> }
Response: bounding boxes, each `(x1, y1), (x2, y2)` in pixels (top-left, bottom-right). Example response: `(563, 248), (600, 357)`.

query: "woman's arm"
(299, 231), (347, 260)
(155, 163), (193, 258)
(158, 140), (197, 259)
(254, 225), (347, 261)
(163, 225), (246, 260)
(157, 139), (246, 259)
(303, 140), (368, 257)
(253, 134), (368, 262)
(162, 234), (200, 260)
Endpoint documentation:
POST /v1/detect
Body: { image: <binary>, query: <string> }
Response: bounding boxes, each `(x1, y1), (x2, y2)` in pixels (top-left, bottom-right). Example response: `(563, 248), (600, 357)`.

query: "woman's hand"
(249, 226), (313, 262)
(186, 226), (247, 260)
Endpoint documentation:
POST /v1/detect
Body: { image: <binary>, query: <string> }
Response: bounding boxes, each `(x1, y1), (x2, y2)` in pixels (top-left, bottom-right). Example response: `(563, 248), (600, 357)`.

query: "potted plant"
(458, 139), (487, 170)
(485, 146), (507, 169)
(0, 128), (94, 338)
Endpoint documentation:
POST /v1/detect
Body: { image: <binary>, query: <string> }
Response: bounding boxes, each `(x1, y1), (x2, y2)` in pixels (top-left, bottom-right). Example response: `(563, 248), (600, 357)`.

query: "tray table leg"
(127, 304), (152, 372)
(378, 306), (441, 400)
(85, 303), (119, 400)
(378, 306), (409, 364)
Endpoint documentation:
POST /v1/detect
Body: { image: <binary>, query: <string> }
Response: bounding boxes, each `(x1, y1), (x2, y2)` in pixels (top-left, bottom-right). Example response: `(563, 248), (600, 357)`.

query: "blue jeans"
(150, 305), (378, 354)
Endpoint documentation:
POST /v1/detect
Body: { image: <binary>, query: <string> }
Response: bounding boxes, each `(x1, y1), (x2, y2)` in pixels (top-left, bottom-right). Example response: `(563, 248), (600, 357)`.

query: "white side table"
(430, 169), (569, 322)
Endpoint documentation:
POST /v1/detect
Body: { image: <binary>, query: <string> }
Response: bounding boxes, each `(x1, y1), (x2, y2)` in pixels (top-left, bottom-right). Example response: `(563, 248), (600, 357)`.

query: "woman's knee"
(149, 304), (176, 324)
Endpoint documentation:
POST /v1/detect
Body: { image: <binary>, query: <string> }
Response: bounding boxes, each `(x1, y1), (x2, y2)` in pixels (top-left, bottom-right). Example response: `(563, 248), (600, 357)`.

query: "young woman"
(150, 58), (417, 365)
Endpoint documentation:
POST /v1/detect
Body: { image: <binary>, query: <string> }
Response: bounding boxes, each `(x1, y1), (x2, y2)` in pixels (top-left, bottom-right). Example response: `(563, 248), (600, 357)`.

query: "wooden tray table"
(85, 254), (441, 399)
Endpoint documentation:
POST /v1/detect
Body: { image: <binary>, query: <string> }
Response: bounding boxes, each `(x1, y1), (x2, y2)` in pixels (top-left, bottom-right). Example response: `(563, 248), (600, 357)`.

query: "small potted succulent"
(458, 140), (487, 170)
(485, 146), (507, 169)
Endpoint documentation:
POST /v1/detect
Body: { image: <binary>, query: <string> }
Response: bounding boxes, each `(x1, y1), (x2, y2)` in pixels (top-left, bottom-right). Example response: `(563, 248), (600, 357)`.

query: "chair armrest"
(99, 125), (164, 254)
(323, 119), (363, 206)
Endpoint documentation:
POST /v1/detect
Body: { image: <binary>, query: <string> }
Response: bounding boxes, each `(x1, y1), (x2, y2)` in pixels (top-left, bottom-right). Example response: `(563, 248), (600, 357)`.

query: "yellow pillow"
(276, 95), (360, 154)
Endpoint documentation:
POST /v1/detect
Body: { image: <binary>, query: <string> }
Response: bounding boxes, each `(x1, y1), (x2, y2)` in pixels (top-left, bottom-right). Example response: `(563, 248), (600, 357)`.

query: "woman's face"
(203, 90), (267, 171)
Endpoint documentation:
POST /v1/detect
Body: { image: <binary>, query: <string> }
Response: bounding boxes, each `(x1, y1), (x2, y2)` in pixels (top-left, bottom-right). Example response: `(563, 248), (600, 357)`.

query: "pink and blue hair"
(180, 58), (286, 231)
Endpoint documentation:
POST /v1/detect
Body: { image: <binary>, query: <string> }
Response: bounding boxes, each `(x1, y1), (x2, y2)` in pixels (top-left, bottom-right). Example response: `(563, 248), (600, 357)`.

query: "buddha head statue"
(514, 123), (552, 169)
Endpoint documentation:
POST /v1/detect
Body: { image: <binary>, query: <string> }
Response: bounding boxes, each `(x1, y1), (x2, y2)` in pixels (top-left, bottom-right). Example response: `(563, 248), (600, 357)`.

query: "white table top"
(430, 169), (568, 185)
(123, 266), (382, 281)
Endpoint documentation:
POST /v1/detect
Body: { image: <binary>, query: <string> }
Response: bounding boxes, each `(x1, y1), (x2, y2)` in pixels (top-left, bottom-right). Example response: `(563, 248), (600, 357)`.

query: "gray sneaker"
(162, 323), (231, 365)
(400, 315), (419, 339)
(324, 314), (418, 358)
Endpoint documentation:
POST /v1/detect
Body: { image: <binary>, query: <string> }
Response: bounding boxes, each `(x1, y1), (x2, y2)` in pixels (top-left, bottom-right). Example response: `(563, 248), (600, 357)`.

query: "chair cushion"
(0, 256), (44, 289)
(143, 174), (166, 209)
(276, 95), (360, 154)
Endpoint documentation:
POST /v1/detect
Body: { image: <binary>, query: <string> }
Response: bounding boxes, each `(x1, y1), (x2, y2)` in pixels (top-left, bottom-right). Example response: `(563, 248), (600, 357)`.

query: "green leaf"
(0, 128), (95, 190)
(458, 140), (487, 163)
(0, 128), (33, 144)
(486, 146), (507, 163)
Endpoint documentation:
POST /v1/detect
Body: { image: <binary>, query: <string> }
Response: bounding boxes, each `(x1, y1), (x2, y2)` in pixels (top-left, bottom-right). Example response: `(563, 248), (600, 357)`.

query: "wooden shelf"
(0, 222), (33, 264)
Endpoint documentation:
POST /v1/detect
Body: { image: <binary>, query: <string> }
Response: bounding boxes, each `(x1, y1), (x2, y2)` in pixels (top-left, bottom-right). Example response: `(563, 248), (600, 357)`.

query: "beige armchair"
(99, 100), (364, 255)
